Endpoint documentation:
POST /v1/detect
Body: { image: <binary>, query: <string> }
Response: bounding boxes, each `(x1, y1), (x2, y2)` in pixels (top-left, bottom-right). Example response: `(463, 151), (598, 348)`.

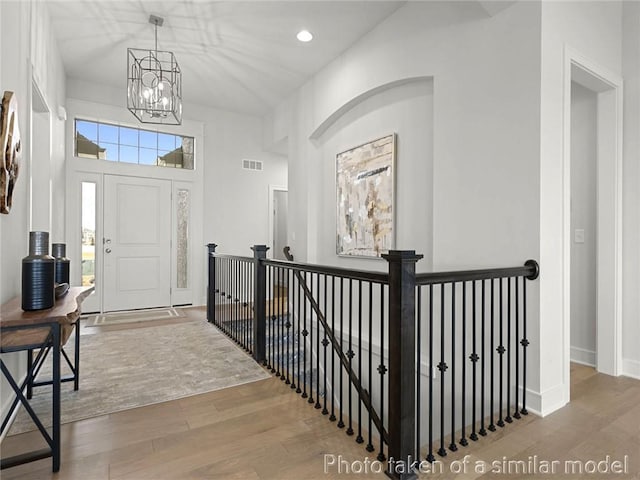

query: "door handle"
(105, 248), (112, 254)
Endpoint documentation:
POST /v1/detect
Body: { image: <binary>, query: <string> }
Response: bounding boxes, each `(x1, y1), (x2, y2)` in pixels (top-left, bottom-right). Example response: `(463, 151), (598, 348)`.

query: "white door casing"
(103, 175), (171, 312)
(562, 47), (623, 395)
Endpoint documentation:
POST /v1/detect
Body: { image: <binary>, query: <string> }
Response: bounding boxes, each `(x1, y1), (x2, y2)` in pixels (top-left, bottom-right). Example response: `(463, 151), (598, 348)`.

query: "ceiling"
(47, 1), (406, 116)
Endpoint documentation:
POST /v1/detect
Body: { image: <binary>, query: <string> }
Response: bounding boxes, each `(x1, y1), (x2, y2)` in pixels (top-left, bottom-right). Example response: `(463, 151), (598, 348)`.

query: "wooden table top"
(0, 286), (94, 328)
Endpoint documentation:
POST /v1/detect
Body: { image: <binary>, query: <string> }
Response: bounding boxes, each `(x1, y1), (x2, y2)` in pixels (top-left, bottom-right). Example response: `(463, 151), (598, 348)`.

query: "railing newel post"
(251, 245), (269, 363)
(206, 243), (217, 324)
(383, 250), (423, 480)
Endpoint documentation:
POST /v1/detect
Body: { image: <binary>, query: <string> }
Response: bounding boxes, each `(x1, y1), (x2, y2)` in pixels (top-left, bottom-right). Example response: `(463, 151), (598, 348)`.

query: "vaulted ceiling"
(47, 1), (406, 116)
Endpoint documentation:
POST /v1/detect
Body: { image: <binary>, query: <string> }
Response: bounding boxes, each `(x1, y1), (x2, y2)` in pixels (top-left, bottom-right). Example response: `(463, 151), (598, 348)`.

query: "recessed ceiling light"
(296, 30), (313, 42)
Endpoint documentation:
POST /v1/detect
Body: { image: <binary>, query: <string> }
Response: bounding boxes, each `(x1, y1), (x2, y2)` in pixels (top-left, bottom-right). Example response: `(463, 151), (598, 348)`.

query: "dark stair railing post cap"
(206, 243), (218, 323)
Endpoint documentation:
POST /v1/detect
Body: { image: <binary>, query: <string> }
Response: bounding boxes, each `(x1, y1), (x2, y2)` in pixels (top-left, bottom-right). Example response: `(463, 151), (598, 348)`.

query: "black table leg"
(52, 326), (60, 472)
(27, 349), (33, 399)
(74, 321), (80, 391)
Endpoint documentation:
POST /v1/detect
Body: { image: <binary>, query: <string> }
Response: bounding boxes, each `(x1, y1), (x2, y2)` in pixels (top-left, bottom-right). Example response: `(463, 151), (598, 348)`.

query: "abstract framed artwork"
(336, 134), (395, 258)
(0, 91), (22, 214)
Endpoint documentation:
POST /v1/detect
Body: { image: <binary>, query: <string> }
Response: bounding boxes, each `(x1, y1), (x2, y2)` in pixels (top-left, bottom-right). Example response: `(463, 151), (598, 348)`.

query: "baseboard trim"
(570, 346), (596, 367)
(622, 358), (640, 380)
(522, 383), (567, 417)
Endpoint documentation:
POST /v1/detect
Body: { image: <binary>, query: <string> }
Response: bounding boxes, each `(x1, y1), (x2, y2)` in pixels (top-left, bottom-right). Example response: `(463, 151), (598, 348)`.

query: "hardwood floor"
(420, 363), (640, 479)
(2, 320), (639, 480)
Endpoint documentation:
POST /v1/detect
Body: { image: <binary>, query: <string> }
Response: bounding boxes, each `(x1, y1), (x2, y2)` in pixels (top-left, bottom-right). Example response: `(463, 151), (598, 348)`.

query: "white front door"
(103, 175), (171, 312)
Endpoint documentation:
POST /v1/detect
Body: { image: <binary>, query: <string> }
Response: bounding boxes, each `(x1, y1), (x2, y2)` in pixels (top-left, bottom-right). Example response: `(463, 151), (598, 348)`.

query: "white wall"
(198, 105), (288, 258)
(0, 0), (67, 423)
(622, 1), (640, 379)
(570, 82), (597, 366)
(277, 1), (542, 275)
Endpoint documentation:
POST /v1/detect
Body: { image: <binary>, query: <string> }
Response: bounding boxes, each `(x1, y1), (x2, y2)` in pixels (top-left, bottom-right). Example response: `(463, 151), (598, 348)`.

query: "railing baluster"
(302, 271), (308, 399)
(242, 261), (246, 349)
(416, 286), (422, 459)
(346, 278), (354, 435)
(279, 267), (284, 379)
(223, 258), (228, 333)
(426, 284), (435, 463)
(449, 283), (457, 452)
(315, 273), (321, 408)
(521, 276), (529, 416)
(330, 275), (337, 421)
(438, 284), (447, 457)
(308, 273), (315, 404)
(356, 280), (363, 442)
(497, 278), (505, 428)
(322, 274), (329, 414)
(285, 268), (292, 385)
(296, 272), (302, 394)
(268, 265), (273, 371)
(489, 278), (496, 432)
(470, 281), (478, 442)
(290, 269), (297, 390)
(514, 277), (521, 419)
(338, 277), (345, 429)
(506, 277), (513, 423)
(460, 281), (468, 447)
(367, 281), (374, 452)
(251, 262), (256, 358)
(479, 279), (487, 436)
(378, 282), (385, 462)
(234, 259), (239, 346)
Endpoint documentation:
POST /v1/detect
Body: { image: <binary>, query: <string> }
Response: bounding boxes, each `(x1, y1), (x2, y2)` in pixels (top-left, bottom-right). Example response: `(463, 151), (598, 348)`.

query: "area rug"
(84, 307), (185, 327)
(8, 320), (270, 435)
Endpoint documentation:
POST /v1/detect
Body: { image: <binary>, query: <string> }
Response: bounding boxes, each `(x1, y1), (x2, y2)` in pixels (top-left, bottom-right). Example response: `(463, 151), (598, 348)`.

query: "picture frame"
(336, 134), (395, 258)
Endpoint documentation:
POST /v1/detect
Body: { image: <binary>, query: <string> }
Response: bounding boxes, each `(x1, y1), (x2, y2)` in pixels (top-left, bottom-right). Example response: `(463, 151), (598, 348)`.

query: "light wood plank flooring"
(2, 337), (639, 479)
(419, 363), (640, 479)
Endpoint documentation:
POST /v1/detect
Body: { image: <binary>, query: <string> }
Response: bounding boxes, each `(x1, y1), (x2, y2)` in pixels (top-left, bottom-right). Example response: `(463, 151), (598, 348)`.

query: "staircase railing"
(206, 243), (539, 480)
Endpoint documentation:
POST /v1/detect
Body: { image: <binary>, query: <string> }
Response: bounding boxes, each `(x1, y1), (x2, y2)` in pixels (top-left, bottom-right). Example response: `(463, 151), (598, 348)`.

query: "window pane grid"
(74, 119), (193, 170)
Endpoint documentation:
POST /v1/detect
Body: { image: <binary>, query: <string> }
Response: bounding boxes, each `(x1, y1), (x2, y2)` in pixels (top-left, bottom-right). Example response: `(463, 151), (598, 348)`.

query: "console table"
(0, 286), (94, 472)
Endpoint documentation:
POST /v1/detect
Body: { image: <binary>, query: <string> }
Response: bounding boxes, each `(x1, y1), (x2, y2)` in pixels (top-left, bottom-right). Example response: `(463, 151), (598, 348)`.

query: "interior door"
(103, 175), (171, 312)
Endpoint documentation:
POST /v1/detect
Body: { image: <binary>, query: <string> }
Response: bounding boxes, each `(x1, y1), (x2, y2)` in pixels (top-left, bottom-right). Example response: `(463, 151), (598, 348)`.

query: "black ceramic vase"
(22, 231), (55, 311)
(52, 242), (70, 285)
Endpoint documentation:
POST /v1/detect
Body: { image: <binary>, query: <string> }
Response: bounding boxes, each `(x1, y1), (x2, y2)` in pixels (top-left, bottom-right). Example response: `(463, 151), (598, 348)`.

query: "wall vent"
(242, 159), (263, 171)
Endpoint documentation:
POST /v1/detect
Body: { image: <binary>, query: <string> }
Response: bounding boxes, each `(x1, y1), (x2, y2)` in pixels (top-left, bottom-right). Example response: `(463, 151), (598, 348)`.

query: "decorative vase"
(22, 231), (55, 311)
(52, 242), (70, 285)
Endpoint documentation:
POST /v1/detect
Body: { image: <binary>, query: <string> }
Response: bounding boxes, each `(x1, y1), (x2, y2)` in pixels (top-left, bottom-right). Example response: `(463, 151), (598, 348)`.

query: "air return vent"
(242, 159), (263, 171)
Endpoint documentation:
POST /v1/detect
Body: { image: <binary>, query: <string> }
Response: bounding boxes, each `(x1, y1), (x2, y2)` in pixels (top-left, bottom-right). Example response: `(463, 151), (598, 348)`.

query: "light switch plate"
(575, 229), (585, 243)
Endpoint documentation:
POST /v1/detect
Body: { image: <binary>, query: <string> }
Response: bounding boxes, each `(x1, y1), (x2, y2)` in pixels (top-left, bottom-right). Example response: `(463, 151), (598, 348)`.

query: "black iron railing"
(206, 243), (538, 480)
(414, 261), (538, 464)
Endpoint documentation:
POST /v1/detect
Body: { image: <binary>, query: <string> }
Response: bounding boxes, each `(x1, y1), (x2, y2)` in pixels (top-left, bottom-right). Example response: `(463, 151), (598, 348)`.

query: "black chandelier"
(127, 15), (182, 125)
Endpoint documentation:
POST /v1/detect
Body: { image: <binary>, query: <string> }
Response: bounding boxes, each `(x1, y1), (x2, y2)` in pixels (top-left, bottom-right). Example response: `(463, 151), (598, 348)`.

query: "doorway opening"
(569, 82), (597, 370)
(563, 50), (623, 400)
(269, 186), (288, 261)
